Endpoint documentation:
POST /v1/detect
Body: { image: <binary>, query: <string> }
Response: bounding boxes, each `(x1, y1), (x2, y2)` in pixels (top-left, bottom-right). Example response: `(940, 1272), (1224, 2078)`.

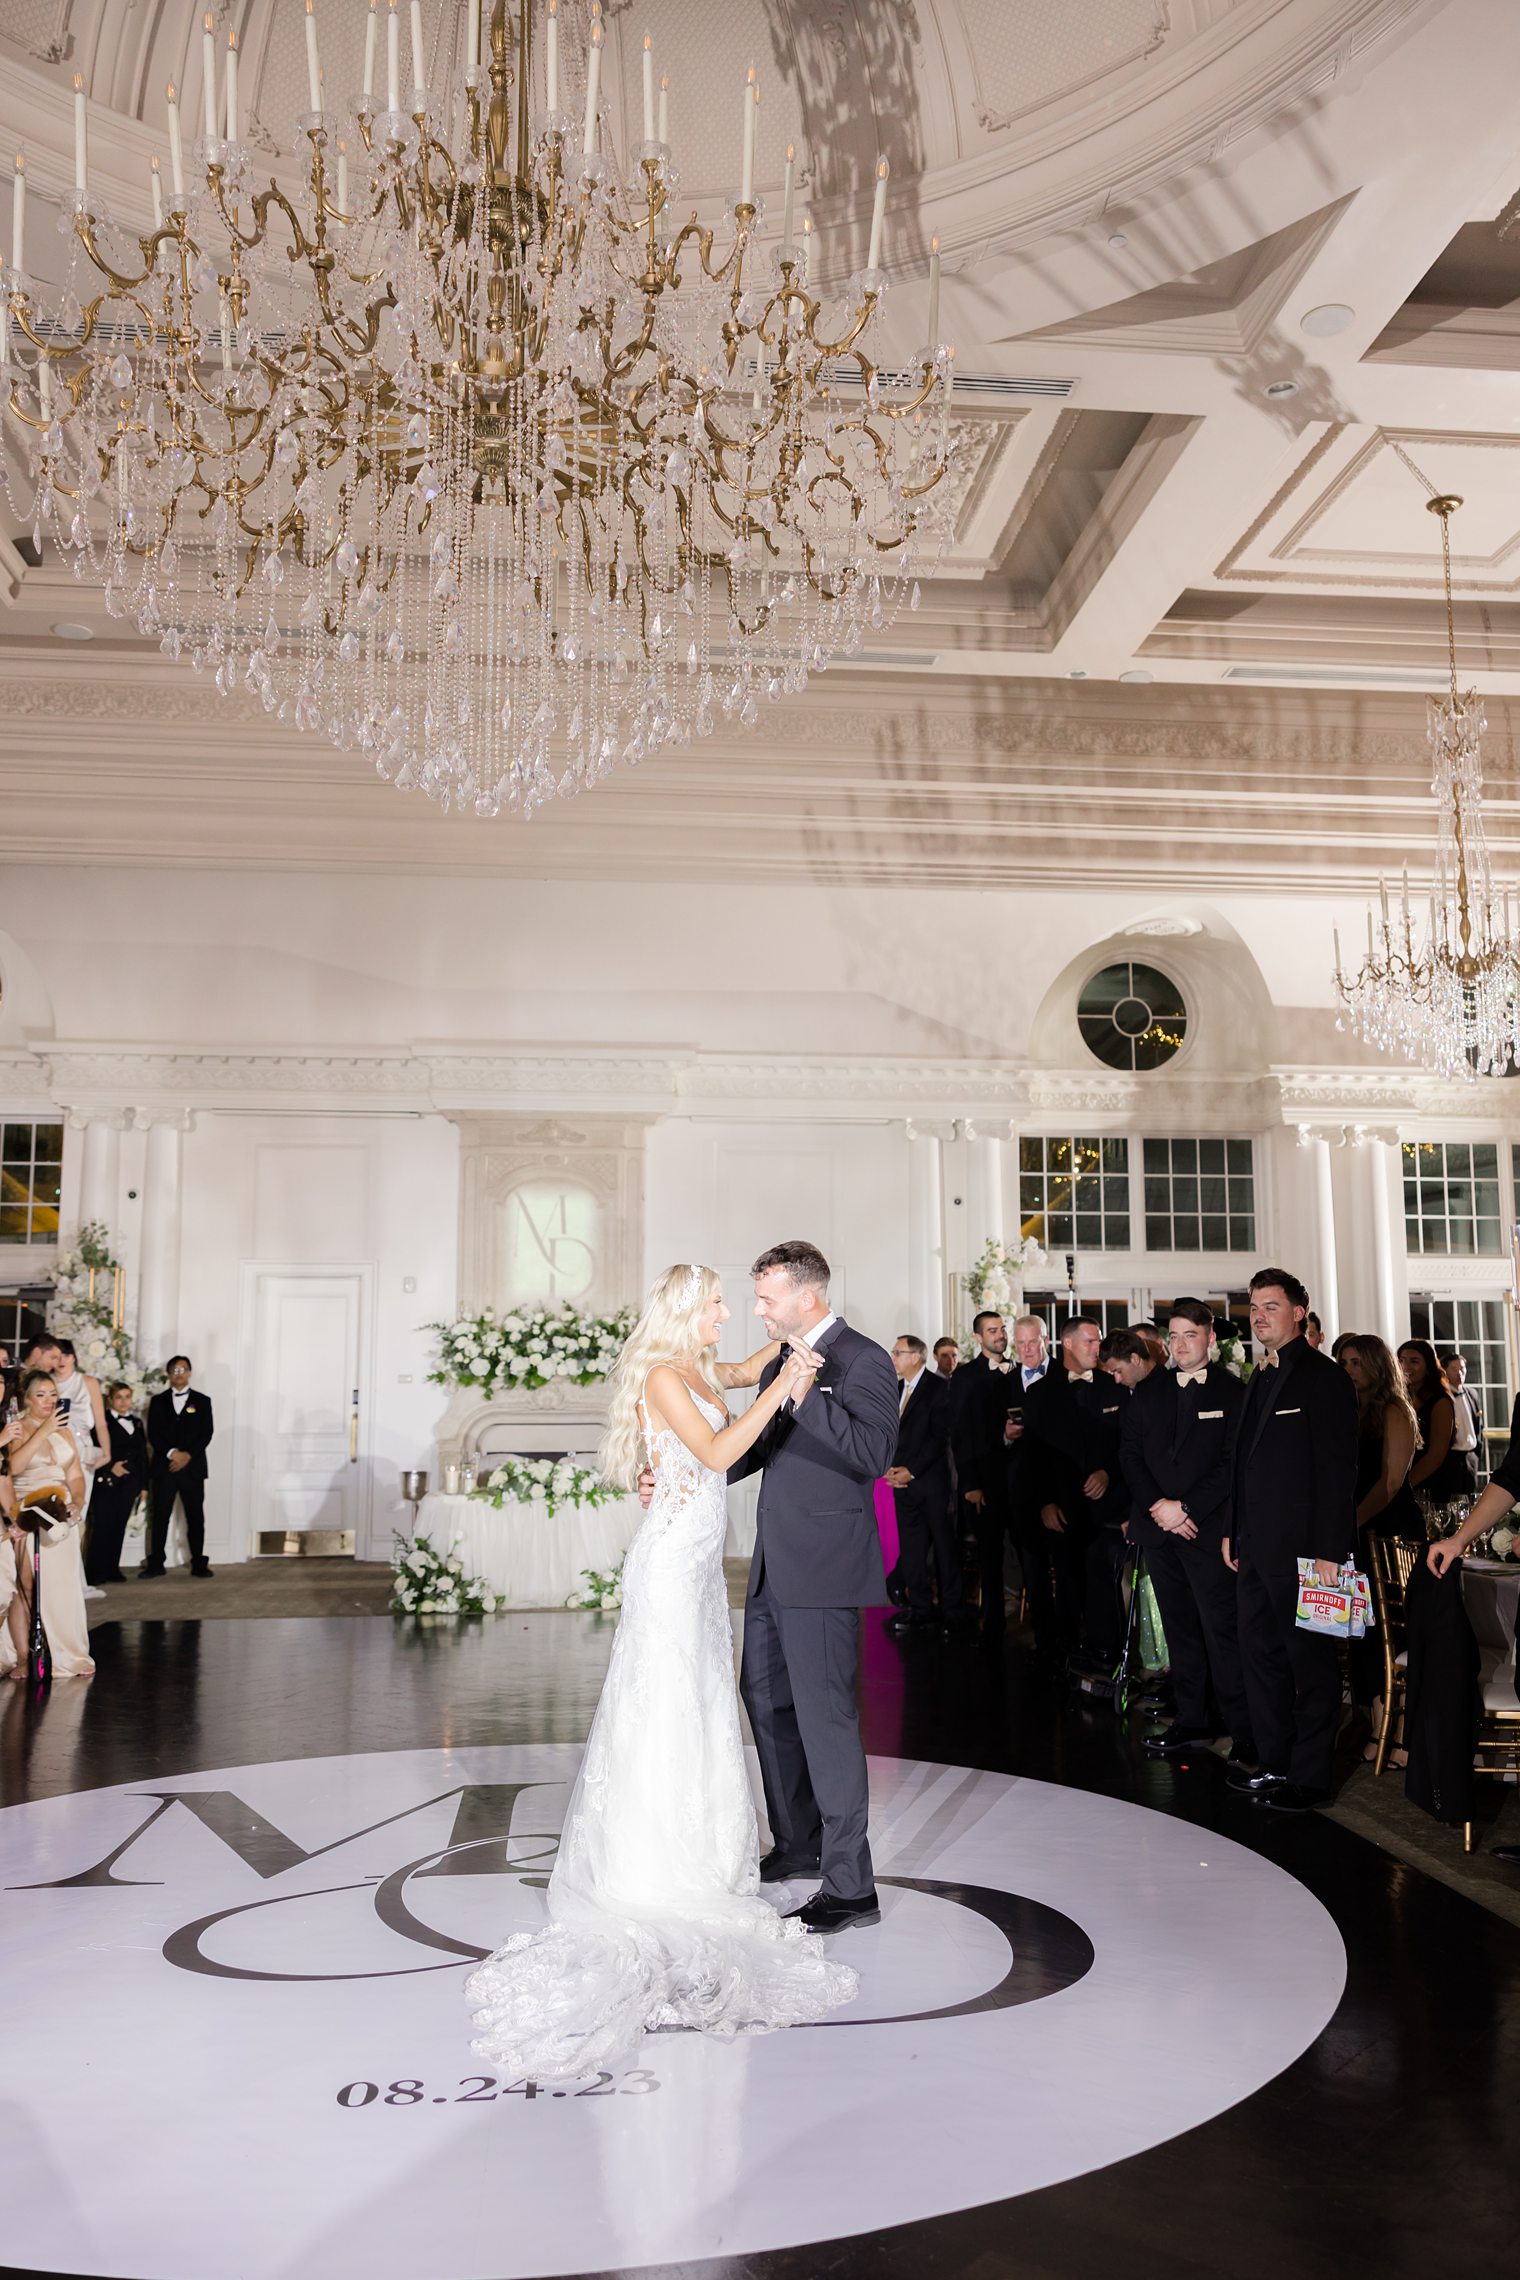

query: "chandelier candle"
(165, 83), (185, 198)
(410, 0), (426, 104)
(11, 151), (22, 273)
(149, 153), (163, 228)
(9, 0), (956, 821)
(304, 1), (322, 114)
(642, 33), (654, 147)
(202, 13), (217, 141)
(72, 73), (87, 198)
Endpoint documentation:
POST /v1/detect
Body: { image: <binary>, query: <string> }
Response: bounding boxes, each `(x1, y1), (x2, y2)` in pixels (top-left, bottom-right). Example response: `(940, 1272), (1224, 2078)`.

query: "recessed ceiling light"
(1263, 379), (1298, 398)
(1107, 231), (1128, 249)
(51, 621), (94, 640)
(1067, 669), (1087, 678)
(1119, 668), (1154, 684)
(1300, 302), (1355, 338)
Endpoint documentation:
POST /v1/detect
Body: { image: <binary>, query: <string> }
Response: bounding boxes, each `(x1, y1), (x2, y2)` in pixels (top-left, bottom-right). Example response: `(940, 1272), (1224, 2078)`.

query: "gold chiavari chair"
(1367, 1535), (1422, 1778)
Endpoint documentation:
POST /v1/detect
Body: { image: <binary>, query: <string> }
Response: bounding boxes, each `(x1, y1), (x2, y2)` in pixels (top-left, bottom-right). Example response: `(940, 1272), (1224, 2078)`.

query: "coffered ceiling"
(5, 0), (1520, 888)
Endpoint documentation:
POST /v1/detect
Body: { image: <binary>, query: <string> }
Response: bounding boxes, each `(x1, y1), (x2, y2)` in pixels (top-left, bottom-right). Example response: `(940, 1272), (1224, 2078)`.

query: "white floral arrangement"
(1484, 1521), (1518, 1563)
(473, 1456), (619, 1518)
(963, 1236), (1048, 1321)
(427, 1304), (636, 1397)
(391, 1529), (503, 1617)
(1213, 1327), (1252, 1381)
(49, 1222), (165, 1405)
(566, 1560), (624, 1611)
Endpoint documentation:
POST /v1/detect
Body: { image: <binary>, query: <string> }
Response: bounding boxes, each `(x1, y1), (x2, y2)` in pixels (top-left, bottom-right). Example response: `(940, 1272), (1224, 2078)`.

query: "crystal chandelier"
(1335, 489), (1520, 1079)
(0, 0), (957, 818)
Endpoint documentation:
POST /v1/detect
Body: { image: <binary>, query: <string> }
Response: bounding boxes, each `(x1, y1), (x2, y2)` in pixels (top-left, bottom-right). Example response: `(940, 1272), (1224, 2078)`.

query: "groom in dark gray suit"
(731, 1240), (900, 1932)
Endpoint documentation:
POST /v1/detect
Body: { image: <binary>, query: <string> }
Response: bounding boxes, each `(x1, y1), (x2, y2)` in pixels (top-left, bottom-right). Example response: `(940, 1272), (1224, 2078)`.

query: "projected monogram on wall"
(452, 1116), (648, 1316)
(15, 1780), (1094, 2016)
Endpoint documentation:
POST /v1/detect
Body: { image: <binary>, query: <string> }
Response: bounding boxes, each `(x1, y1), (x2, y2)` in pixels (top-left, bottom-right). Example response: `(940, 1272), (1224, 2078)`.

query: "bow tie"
(1177, 1367), (1207, 1388)
(1260, 1350), (1280, 1370)
(987, 1358), (1011, 1374)
(1069, 1369), (1093, 1383)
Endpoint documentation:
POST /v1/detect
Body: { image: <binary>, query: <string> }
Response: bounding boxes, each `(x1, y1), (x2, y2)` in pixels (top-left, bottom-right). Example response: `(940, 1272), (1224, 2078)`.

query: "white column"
(1368, 1137), (1410, 1344)
(74, 1109), (130, 1228)
(1266, 1123), (1339, 1342)
(136, 1110), (192, 1367)
(963, 1121), (1009, 1259)
(905, 1123), (945, 1341)
(1308, 1133), (1340, 1343)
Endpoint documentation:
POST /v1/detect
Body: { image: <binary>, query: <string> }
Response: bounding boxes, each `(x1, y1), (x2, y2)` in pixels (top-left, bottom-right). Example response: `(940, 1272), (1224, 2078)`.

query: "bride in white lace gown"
(466, 1264), (858, 2082)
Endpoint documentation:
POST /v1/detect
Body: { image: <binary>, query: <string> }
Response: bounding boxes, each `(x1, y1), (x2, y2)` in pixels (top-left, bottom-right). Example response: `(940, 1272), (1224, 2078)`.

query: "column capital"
(903, 1118), (955, 1144)
(65, 1106), (134, 1132)
(135, 1107), (196, 1133)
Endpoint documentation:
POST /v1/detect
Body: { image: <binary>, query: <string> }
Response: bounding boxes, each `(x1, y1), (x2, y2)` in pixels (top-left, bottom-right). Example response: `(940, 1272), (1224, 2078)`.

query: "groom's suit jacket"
(729, 1317), (899, 1610)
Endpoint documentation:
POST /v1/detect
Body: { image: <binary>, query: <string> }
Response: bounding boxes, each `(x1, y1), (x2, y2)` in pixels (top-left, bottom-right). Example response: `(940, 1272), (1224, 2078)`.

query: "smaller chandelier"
(1336, 490), (1520, 1079)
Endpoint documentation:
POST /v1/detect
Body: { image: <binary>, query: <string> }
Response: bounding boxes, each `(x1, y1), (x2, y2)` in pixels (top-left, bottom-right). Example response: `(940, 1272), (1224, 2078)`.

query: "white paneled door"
(239, 1267), (371, 1555)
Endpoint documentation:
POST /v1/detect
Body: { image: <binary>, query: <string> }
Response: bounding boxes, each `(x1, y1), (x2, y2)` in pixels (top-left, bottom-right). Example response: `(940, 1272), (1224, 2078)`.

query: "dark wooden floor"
(4, 1608), (1519, 2279)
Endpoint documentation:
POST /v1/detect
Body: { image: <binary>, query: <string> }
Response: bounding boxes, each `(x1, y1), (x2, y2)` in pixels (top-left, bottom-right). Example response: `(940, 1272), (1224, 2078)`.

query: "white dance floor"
(1, 1747), (1345, 2279)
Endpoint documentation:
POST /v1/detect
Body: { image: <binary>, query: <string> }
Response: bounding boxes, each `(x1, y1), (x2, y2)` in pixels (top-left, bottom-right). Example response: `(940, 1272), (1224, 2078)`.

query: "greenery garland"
(471, 1456), (620, 1518)
(427, 1304), (636, 1396)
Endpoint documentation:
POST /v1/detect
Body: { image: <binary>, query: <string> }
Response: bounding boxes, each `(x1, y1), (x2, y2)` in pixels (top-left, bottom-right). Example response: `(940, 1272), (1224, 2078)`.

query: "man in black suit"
(1025, 1316), (1129, 1656)
(1121, 1299), (1253, 1762)
(1004, 1314), (1056, 1650)
(949, 1310), (1018, 1639)
(1442, 1350), (1485, 1497)
(1225, 1268), (1358, 1812)
(732, 1241), (900, 1933)
(142, 1353), (216, 1579)
(884, 1334), (962, 1636)
(932, 1337), (959, 1381)
(86, 1381), (149, 1584)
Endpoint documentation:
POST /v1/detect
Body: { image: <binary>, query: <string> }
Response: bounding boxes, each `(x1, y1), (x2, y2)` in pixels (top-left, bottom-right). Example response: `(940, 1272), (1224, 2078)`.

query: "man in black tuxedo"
(1121, 1299), (1253, 1761)
(884, 1335), (961, 1637)
(932, 1338), (959, 1381)
(1441, 1350), (1485, 1498)
(949, 1310), (1018, 1639)
(86, 1381), (148, 1584)
(142, 1354), (216, 1578)
(1003, 1314), (1054, 1648)
(732, 1241), (900, 1933)
(1025, 1316), (1129, 1656)
(1225, 1268), (1357, 1812)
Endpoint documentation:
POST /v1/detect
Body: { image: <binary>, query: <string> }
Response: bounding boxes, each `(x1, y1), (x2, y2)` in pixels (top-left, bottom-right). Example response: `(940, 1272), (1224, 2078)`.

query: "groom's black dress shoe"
(786, 1891), (881, 1933)
(758, 1851), (820, 1884)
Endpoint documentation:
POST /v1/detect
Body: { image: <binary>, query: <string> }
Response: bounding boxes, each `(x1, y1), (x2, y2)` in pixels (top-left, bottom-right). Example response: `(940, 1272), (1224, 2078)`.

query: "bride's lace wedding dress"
(466, 1387), (858, 2081)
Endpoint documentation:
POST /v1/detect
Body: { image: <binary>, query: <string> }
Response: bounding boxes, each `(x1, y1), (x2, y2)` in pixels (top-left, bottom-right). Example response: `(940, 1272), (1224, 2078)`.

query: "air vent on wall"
(1223, 665), (1450, 689)
(819, 363), (1075, 400)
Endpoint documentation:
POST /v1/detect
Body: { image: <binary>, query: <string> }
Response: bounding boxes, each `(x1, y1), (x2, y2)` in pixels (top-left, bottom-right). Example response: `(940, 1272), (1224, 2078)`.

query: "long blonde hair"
(600, 1264), (723, 1488)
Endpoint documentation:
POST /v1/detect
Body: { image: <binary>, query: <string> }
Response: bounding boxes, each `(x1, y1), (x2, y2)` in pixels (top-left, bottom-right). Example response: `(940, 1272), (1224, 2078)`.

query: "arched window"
(1078, 961), (1187, 1072)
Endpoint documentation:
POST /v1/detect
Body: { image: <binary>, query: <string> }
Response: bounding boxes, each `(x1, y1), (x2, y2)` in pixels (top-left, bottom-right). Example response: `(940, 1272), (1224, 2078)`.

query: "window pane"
(1145, 1215), (1168, 1251)
(1143, 1138), (1166, 1172)
(0, 1205), (26, 1240)
(33, 1125), (62, 1163)
(1200, 1216), (1227, 1250)
(1108, 1213), (1131, 1249)
(1229, 1214), (1255, 1249)
(1199, 1139), (1225, 1174)
(1227, 1139), (1252, 1174)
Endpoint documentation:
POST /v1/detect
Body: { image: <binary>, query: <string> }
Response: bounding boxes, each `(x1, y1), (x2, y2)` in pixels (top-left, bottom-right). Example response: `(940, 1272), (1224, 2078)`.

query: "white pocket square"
(1276, 1407), (1302, 1417)
(1199, 1409), (1224, 1419)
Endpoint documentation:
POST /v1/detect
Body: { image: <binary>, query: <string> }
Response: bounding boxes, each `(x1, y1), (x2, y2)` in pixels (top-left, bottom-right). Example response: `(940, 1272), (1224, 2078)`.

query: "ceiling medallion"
(0, 0), (957, 819)
(1335, 484), (1520, 1079)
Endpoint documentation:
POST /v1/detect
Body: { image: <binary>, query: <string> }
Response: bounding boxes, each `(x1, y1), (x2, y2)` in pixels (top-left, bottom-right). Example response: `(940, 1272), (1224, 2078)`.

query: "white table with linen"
(1461, 1560), (1520, 1711)
(414, 1489), (643, 1608)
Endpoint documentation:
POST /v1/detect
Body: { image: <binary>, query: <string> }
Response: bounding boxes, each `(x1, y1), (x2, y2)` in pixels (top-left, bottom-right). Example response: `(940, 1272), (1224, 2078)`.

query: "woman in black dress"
(1340, 1334), (1421, 1762)
(1399, 1338), (1472, 1532)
